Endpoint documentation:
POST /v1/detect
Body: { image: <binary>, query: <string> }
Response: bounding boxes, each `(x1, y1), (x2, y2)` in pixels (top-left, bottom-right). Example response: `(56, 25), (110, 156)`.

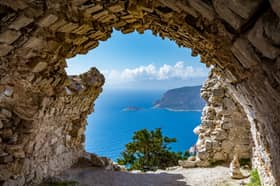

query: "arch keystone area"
(0, 0), (280, 185)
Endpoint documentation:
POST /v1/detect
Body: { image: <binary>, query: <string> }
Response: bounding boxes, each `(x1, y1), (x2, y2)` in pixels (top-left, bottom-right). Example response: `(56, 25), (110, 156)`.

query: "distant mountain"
(154, 86), (205, 111)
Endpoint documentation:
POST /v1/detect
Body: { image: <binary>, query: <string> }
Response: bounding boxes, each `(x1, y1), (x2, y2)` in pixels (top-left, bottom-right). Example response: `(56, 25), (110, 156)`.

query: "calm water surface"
(85, 89), (201, 161)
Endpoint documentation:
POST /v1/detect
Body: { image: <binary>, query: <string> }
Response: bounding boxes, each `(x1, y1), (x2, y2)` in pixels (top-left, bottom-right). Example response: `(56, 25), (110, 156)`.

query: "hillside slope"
(154, 86), (205, 111)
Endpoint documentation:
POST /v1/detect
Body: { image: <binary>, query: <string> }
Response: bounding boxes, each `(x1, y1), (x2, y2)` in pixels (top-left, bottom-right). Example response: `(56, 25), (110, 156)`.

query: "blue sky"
(66, 30), (209, 90)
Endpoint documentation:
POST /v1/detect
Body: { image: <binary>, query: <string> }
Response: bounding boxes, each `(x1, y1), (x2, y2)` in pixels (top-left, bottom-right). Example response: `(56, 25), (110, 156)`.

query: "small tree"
(117, 128), (186, 171)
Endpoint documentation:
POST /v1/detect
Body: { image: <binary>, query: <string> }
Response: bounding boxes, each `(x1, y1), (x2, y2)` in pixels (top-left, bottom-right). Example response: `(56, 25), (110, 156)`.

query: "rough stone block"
(263, 12), (280, 46)
(158, 0), (181, 13)
(175, 1), (198, 17)
(0, 129), (13, 139)
(0, 44), (13, 56)
(233, 0), (262, 19)
(0, 0), (28, 10)
(58, 23), (79, 33)
(31, 62), (48, 73)
(178, 160), (196, 168)
(189, 0), (215, 21)
(248, 18), (280, 59)
(46, 40), (60, 53)
(73, 36), (88, 46)
(83, 4), (103, 17)
(23, 37), (44, 50)
(269, 0), (280, 18)
(9, 15), (34, 30)
(0, 30), (21, 44)
(100, 14), (117, 23)
(195, 160), (210, 167)
(49, 19), (67, 31)
(0, 108), (12, 118)
(221, 141), (234, 153)
(205, 140), (212, 151)
(83, 40), (98, 51)
(221, 122), (232, 130)
(213, 0), (262, 30)
(71, 0), (89, 6)
(197, 150), (209, 160)
(212, 88), (224, 97)
(73, 24), (92, 35)
(108, 3), (125, 13)
(92, 10), (109, 20)
(0, 155), (13, 164)
(213, 152), (225, 161)
(213, 0), (243, 30)
(193, 125), (205, 135)
(231, 38), (259, 68)
(38, 14), (58, 27)
(213, 129), (227, 140)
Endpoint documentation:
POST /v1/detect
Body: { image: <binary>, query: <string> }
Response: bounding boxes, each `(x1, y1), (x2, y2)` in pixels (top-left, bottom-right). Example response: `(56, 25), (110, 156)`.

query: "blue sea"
(85, 89), (201, 162)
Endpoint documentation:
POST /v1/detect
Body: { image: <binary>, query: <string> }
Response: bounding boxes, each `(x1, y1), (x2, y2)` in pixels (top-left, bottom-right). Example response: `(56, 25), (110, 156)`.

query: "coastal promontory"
(154, 86), (205, 111)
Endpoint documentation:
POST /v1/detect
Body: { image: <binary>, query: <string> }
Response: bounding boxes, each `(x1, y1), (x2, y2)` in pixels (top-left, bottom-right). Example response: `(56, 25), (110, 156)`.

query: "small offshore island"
(122, 106), (143, 112)
(154, 86), (205, 111)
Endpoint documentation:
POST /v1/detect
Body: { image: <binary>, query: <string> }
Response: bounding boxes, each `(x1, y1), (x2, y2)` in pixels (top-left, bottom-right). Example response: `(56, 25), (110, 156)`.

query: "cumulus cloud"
(101, 61), (209, 85)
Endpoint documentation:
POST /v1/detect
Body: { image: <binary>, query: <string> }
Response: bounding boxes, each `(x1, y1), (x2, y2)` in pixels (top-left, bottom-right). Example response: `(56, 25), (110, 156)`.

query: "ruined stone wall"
(0, 68), (104, 185)
(0, 0), (280, 185)
(194, 71), (252, 165)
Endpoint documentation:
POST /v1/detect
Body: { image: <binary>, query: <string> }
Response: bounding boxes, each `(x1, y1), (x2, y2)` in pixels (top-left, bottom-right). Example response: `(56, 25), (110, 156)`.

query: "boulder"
(178, 160), (196, 168)
(230, 154), (244, 179)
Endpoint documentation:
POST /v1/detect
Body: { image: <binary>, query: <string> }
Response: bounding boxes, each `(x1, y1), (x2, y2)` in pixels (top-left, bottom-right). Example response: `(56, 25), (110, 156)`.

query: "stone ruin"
(180, 70), (252, 168)
(198, 70), (252, 163)
(0, 0), (280, 185)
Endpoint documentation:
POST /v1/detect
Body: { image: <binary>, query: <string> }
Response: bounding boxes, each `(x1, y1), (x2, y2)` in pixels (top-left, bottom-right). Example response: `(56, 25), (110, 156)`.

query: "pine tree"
(117, 128), (188, 171)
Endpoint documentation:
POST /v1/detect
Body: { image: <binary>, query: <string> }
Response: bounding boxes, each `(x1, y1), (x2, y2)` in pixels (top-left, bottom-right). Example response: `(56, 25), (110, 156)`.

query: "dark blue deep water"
(85, 89), (201, 162)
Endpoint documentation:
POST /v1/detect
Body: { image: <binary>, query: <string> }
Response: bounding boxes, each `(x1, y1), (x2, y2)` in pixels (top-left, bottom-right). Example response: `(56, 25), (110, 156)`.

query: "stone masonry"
(195, 71), (252, 164)
(0, 0), (280, 185)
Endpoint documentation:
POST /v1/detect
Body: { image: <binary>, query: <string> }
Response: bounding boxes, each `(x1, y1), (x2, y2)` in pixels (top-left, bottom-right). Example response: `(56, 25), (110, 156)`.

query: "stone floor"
(43, 166), (250, 186)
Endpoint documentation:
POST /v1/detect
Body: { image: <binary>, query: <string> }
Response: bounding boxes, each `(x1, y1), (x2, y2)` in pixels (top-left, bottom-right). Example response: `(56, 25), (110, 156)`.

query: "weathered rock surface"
(195, 71), (252, 163)
(0, 0), (280, 185)
(179, 72), (252, 171)
(230, 154), (245, 179)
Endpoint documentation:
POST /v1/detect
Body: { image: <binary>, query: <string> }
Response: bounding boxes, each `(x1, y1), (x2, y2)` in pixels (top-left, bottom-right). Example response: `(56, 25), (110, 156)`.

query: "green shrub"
(247, 169), (261, 186)
(117, 128), (186, 171)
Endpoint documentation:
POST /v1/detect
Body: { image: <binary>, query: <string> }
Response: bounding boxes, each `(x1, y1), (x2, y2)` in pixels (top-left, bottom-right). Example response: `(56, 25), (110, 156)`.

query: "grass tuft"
(247, 169), (261, 186)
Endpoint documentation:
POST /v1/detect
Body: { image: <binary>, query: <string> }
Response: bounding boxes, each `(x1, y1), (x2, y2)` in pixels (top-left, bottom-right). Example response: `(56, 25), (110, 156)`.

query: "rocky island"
(122, 106), (142, 112)
(154, 86), (205, 111)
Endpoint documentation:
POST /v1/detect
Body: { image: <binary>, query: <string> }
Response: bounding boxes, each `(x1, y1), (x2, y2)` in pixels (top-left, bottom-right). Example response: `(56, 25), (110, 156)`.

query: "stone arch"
(0, 0), (280, 185)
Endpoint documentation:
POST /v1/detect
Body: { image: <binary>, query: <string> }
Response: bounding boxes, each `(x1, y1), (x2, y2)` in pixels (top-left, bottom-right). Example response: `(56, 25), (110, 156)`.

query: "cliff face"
(154, 86), (205, 111)
(0, 0), (280, 185)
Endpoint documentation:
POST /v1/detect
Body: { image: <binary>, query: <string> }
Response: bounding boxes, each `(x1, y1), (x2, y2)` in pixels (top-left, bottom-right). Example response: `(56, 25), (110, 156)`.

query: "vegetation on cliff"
(154, 86), (205, 111)
(247, 169), (261, 186)
(117, 128), (189, 171)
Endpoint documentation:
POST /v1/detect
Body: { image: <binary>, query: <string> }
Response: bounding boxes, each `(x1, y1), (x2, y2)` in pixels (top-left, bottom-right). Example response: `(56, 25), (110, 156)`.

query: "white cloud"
(101, 61), (209, 86)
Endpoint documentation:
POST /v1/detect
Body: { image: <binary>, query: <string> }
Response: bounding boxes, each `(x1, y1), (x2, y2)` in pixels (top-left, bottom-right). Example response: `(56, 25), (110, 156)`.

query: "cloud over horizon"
(101, 61), (209, 86)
